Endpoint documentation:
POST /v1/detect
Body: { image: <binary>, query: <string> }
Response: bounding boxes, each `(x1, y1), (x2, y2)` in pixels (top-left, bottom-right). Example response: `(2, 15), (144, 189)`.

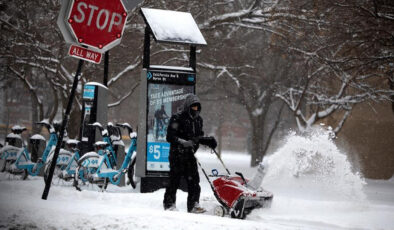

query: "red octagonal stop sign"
(66, 0), (127, 52)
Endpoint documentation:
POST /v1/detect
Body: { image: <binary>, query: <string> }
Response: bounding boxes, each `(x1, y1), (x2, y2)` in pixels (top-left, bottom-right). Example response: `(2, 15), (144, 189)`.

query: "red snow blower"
(198, 149), (273, 219)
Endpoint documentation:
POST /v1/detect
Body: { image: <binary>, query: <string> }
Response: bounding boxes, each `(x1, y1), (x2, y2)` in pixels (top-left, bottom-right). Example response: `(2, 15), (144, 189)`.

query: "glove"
(199, 136), (217, 149)
(178, 138), (194, 148)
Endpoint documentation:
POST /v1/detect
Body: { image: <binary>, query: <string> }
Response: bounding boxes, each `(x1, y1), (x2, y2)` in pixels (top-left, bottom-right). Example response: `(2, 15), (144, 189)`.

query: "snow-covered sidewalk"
(1, 144), (394, 229)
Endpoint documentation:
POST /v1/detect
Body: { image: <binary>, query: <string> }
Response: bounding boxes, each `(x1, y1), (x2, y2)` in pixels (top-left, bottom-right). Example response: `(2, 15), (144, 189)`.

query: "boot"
(164, 204), (178, 211)
(189, 202), (206, 213)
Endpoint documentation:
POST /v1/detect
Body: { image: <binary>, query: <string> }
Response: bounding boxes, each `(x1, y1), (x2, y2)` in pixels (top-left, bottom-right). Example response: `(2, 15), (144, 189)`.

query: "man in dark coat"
(163, 94), (217, 213)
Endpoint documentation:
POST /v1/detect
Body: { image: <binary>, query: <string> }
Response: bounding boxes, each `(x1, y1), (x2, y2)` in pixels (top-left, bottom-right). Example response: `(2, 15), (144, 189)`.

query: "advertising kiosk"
(136, 8), (207, 192)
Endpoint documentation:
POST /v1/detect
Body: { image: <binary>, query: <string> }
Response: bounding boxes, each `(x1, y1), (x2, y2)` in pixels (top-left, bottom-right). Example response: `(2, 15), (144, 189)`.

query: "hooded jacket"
(166, 94), (204, 157)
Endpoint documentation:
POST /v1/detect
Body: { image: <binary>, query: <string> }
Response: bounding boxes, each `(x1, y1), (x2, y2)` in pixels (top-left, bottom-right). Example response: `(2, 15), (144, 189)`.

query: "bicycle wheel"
(44, 161), (63, 185)
(97, 177), (108, 191)
(73, 165), (85, 191)
(20, 169), (28, 180)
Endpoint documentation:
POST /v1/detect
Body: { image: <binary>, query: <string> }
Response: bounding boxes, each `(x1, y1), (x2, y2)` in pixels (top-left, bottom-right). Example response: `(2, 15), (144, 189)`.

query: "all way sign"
(68, 45), (102, 64)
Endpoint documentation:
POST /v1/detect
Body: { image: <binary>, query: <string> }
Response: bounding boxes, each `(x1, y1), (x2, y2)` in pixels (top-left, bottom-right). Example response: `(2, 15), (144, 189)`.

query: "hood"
(183, 94), (201, 113)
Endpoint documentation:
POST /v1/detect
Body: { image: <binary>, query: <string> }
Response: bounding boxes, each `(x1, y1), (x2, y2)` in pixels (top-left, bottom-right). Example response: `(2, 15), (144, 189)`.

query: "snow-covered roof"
(141, 8), (207, 46)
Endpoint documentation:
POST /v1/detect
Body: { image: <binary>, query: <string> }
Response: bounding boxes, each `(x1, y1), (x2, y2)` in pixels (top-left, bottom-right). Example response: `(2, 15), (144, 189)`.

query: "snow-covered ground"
(1, 130), (393, 230)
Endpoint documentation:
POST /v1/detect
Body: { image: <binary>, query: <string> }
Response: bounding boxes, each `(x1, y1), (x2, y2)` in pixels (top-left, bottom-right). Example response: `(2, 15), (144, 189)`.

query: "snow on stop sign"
(66, 0), (127, 52)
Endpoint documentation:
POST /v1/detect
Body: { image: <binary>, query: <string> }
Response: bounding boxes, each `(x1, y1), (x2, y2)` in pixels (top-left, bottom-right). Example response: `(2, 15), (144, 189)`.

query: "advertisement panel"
(146, 69), (194, 173)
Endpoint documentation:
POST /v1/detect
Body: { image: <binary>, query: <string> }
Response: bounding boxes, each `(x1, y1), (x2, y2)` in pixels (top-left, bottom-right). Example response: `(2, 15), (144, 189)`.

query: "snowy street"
(1, 1), (393, 229)
(1, 132), (393, 230)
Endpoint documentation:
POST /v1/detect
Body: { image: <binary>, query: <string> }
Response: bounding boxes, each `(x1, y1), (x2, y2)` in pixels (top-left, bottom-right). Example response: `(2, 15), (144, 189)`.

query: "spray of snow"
(262, 128), (366, 201)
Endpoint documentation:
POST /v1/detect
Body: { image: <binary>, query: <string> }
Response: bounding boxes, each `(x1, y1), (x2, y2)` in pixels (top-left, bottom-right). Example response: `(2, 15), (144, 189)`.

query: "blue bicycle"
(43, 139), (81, 184)
(74, 123), (137, 191)
(0, 125), (27, 176)
(0, 120), (57, 180)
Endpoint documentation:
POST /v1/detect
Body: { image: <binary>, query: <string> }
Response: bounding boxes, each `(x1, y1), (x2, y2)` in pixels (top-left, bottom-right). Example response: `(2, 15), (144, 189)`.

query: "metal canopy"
(140, 8), (207, 46)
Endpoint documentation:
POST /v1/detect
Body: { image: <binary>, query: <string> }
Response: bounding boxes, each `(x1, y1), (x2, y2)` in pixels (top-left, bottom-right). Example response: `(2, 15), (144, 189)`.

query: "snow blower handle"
(211, 148), (231, 176)
(235, 172), (247, 185)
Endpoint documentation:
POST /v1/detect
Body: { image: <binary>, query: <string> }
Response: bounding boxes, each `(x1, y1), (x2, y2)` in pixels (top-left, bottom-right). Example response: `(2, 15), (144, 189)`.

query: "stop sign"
(66, 0), (127, 52)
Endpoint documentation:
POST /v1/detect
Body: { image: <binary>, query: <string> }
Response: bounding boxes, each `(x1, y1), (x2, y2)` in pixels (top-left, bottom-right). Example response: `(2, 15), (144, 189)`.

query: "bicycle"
(74, 122), (137, 191)
(0, 120), (57, 180)
(43, 139), (81, 185)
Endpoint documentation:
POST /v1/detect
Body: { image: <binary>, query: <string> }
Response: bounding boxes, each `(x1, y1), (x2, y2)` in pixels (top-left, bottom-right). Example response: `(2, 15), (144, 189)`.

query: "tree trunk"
(31, 96), (40, 134)
(217, 119), (223, 157)
(48, 89), (59, 123)
(3, 92), (9, 143)
(67, 107), (81, 139)
(249, 115), (265, 167)
(390, 77), (394, 114)
(4, 107), (10, 144)
(217, 104), (224, 157)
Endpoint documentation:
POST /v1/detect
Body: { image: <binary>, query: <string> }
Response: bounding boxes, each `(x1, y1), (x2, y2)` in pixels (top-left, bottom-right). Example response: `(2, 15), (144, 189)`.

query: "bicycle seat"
(11, 125), (27, 134)
(66, 139), (80, 150)
(94, 141), (109, 150)
(88, 122), (103, 130)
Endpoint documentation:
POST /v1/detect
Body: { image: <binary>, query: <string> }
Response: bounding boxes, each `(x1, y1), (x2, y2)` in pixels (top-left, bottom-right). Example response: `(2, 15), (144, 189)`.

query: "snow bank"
(263, 128), (366, 201)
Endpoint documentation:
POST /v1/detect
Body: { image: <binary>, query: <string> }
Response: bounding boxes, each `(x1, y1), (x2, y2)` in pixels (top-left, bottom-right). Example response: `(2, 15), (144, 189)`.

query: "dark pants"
(163, 153), (200, 212)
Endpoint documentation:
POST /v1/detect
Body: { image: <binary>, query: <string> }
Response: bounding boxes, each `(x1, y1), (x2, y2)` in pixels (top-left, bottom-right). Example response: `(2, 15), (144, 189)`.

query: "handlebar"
(115, 123), (133, 137)
(87, 122), (104, 131)
(36, 120), (55, 133)
(235, 172), (248, 185)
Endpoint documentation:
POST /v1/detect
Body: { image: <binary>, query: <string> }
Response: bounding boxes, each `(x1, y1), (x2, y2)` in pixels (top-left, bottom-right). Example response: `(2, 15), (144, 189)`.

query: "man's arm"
(166, 115), (194, 149)
(195, 119), (217, 149)
(166, 116), (179, 144)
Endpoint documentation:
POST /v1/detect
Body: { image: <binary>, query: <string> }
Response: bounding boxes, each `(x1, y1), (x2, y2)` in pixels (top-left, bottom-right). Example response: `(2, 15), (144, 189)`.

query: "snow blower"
(197, 149), (273, 219)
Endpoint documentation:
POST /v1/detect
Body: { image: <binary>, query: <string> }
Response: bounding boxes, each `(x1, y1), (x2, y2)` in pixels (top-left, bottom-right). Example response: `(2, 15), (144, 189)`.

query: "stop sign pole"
(42, 59), (84, 200)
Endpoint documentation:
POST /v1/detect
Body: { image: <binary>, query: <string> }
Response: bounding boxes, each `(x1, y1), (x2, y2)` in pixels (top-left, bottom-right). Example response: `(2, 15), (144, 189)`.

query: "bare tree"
(1, 0), (392, 166)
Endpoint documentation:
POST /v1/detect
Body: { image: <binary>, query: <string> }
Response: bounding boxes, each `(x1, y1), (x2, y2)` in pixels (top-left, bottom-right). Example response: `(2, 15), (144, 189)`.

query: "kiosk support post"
(42, 60), (84, 200)
(143, 27), (151, 69)
(190, 45), (196, 70)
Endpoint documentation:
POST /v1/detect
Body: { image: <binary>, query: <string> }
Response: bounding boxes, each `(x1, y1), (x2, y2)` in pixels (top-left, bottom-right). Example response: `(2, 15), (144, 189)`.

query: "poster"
(146, 83), (194, 172)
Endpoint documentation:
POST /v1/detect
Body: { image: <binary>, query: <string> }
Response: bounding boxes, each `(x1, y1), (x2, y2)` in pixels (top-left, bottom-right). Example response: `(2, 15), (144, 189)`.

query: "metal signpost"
(42, 0), (128, 200)
(136, 8), (207, 192)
